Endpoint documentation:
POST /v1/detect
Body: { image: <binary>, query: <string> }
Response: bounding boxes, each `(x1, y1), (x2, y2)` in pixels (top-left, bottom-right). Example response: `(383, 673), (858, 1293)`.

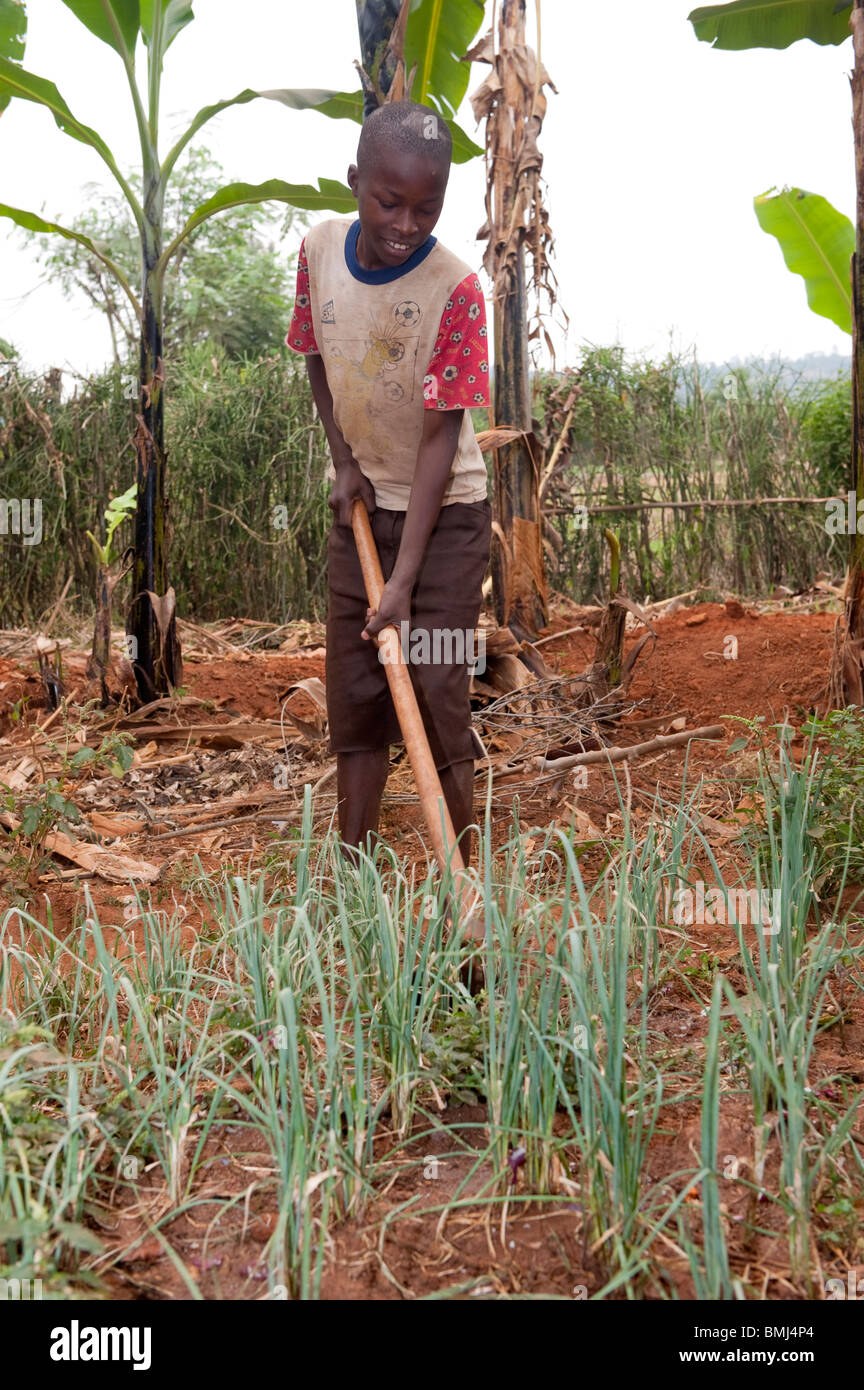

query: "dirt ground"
(1, 596), (862, 1300)
(0, 599), (838, 927)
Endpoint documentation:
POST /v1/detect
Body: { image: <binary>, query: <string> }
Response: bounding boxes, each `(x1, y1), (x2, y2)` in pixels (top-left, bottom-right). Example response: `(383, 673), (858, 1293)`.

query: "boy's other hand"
(328, 458), (376, 527)
(362, 577), (411, 644)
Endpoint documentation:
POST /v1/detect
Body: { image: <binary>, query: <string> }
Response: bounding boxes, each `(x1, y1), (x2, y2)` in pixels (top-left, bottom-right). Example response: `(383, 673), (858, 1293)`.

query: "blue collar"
(344, 219), (437, 284)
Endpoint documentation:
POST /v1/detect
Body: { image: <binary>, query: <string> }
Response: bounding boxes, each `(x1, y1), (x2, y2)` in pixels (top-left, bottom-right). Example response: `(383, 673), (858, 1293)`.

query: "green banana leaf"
(162, 177), (356, 261)
(166, 83), (480, 176)
(0, 0), (25, 61)
(435, 119), (483, 161)
(139, 0), (194, 55)
(0, 201), (141, 313)
(58, 2), (194, 68)
(299, 86), (482, 161)
(0, 0), (26, 112)
(309, 86), (482, 160)
(689, 0), (852, 49)
(161, 87), (365, 181)
(60, 0), (140, 57)
(406, 0), (486, 116)
(754, 186), (853, 332)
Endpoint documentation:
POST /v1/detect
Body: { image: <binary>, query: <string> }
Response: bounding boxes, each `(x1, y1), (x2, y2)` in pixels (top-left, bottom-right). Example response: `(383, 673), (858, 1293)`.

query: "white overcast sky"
(0, 0), (856, 374)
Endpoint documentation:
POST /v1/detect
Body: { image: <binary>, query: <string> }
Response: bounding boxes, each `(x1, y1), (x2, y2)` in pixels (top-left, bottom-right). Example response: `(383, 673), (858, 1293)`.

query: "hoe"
(350, 499), (484, 975)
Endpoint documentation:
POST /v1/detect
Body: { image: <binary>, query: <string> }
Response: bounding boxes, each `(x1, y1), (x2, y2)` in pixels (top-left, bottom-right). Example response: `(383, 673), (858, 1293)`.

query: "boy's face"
(347, 149), (448, 271)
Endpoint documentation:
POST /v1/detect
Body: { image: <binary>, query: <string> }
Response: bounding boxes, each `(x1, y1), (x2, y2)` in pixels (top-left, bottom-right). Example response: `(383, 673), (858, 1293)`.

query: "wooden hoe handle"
(350, 499), (466, 881)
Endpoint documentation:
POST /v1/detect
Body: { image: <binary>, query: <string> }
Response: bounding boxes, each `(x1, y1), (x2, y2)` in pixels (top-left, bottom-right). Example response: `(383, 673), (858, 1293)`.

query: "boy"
(286, 100), (491, 865)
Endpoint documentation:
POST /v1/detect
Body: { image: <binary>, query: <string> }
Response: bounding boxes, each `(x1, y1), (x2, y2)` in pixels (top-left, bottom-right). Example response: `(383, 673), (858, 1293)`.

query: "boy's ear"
(347, 164), (359, 197)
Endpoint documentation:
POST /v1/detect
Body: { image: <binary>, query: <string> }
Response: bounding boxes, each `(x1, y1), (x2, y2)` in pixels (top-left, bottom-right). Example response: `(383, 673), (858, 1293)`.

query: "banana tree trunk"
(128, 190), (182, 700)
(355, 0), (404, 114)
(488, 0), (548, 642)
(491, 233), (547, 639)
(830, 1), (864, 707)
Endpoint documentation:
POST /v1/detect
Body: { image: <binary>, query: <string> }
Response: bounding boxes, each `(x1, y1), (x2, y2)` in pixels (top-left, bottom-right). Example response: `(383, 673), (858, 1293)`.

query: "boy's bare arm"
(306, 354), (376, 523)
(363, 408), (464, 642)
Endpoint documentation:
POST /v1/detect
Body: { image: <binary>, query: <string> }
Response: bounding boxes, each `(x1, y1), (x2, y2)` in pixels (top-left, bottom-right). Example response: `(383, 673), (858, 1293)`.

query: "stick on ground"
(532, 723), (726, 773)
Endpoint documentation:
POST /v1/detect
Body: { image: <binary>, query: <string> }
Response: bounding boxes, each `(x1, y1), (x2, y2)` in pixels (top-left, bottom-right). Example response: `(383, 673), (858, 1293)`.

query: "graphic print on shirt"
(321, 299), (335, 324)
(325, 300), (423, 438)
(393, 300), (421, 329)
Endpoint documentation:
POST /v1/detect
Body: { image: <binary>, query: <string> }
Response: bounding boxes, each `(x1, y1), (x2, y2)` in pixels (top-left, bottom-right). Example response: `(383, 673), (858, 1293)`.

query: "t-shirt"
(285, 218), (490, 510)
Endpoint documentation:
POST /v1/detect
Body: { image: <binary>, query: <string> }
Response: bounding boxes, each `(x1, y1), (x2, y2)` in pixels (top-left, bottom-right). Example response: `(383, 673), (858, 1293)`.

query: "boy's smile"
(347, 149), (448, 272)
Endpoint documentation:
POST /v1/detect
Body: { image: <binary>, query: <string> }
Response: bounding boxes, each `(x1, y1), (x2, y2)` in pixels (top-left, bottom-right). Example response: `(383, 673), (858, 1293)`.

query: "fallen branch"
(532, 723), (727, 773)
(108, 719), (291, 745)
(145, 786), (299, 824)
(151, 807), (305, 839)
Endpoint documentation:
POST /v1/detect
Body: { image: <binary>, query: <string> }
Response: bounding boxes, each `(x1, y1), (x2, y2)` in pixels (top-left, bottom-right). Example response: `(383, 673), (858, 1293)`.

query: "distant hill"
(701, 350), (850, 389)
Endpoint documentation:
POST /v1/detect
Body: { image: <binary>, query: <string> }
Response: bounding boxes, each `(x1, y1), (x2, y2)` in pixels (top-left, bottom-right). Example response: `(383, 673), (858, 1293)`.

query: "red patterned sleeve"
(285, 239), (319, 354)
(423, 273), (490, 411)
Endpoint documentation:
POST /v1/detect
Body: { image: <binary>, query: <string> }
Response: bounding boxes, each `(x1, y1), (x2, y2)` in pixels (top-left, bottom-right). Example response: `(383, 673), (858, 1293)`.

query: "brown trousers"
(325, 498), (491, 771)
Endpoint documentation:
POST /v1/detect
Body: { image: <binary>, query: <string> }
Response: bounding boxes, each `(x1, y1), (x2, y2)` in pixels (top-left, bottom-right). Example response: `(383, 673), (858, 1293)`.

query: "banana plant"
(0, 0), (486, 700)
(0, 0), (24, 91)
(688, 0), (864, 707)
(0, 1), (361, 699)
(85, 482), (137, 704)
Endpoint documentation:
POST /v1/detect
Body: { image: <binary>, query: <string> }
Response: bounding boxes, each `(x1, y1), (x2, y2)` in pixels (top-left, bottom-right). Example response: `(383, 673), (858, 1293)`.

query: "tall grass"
(0, 343), (331, 627)
(538, 349), (848, 600)
(0, 346), (848, 627)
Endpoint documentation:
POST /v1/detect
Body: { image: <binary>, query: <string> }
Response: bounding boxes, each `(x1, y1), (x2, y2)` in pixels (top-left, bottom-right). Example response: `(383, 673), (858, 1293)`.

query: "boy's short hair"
(357, 100), (452, 172)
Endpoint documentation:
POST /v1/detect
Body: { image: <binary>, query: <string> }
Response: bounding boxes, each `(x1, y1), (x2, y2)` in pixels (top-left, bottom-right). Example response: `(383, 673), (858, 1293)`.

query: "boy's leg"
(438, 757), (476, 866)
(336, 747), (389, 851)
(390, 498), (490, 874)
(326, 509), (402, 858)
